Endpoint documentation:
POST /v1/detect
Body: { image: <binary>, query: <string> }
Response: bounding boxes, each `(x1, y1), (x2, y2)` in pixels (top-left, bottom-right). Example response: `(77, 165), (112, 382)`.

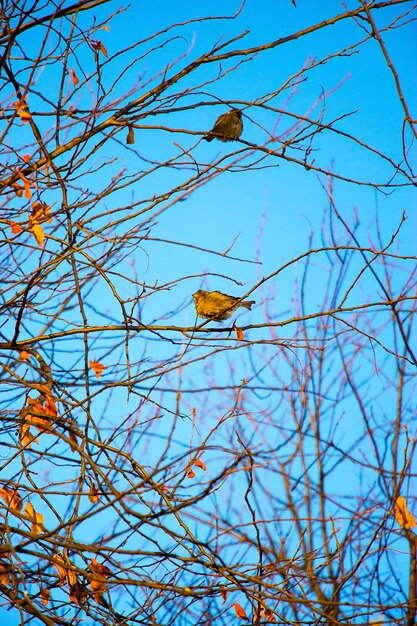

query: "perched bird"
(192, 290), (255, 321)
(204, 109), (243, 142)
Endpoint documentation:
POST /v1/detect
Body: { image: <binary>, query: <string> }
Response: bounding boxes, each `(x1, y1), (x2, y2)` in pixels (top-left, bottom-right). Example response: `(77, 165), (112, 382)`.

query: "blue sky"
(1, 1), (416, 623)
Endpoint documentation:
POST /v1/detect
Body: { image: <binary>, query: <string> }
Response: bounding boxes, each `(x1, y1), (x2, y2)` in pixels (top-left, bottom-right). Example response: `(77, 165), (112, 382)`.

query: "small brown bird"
(192, 290), (255, 321)
(204, 109), (243, 142)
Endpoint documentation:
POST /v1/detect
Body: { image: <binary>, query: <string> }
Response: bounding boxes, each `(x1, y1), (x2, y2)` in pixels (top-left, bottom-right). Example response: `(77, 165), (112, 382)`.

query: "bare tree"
(0, 1), (416, 624)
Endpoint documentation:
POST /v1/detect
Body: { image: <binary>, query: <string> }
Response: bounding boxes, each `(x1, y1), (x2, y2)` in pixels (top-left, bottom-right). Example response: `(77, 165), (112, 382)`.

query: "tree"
(0, 1), (416, 624)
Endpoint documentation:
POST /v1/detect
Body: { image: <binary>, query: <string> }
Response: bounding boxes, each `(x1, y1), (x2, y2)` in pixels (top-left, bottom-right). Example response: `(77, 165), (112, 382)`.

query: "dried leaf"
(44, 396), (58, 417)
(69, 581), (87, 605)
(187, 467), (195, 479)
(13, 182), (23, 196)
(395, 496), (416, 529)
(69, 431), (78, 452)
(31, 201), (52, 224)
(91, 40), (108, 57)
(54, 554), (77, 587)
(70, 68), (79, 87)
(0, 487), (23, 512)
(220, 590), (228, 604)
(126, 126), (135, 144)
(194, 458), (206, 471)
(90, 360), (105, 378)
(25, 500), (44, 534)
(16, 169), (32, 198)
(40, 586), (50, 606)
(88, 482), (100, 504)
(20, 423), (38, 447)
(90, 558), (111, 603)
(22, 154), (31, 163)
(14, 98), (32, 122)
(19, 351), (31, 360)
(233, 602), (249, 620)
(261, 607), (277, 623)
(9, 220), (23, 234)
(31, 223), (44, 246)
(233, 324), (245, 341)
(0, 561), (10, 586)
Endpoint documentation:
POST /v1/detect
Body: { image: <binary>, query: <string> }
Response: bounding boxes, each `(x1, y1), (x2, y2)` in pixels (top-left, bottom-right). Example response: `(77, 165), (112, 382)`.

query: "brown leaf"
(40, 587), (50, 606)
(69, 431), (78, 452)
(0, 487), (23, 512)
(90, 558), (111, 603)
(0, 561), (10, 585)
(14, 98), (32, 122)
(220, 590), (228, 604)
(233, 602), (249, 620)
(9, 220), (23, 234)
(126, 126), (135, 144)
(25, 500), (44, 535)
(91, 40), (108, 57)
(395, 496), (416, 529)
(90, 360), (105, 378)
(44, 396), (58, 417)
(69, 581), (87, 605)
(70, 68), (79, 87)
(20, 423), (38, 447)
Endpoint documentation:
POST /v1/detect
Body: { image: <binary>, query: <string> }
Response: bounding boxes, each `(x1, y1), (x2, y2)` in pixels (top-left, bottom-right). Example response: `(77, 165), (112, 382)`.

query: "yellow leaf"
(25, 500), (44, 535)
(31, 223), (44, 245)
(395, 496), (416, 529)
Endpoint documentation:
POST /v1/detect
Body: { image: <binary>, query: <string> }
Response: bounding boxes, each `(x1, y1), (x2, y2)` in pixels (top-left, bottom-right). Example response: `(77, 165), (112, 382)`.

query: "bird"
(204, 109), (243, 142)
(192, 290), (255, 321)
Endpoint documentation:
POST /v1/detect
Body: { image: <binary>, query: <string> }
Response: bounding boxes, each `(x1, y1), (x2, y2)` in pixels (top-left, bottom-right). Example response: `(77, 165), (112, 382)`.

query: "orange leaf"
(14, 98), (32, 122)
(220, 590), (228, 604)
(90, 360), (105, 378)
(31, 223), (44, 245)
(44, 396), (58, 417)
(395, 496), (416, 529)
(31, 201), (52, 224)
(9, 220), (23, 234)
(35, 384), (54, 397)
(233, 602), (249, 620)
(19, 351), (31, 360)
(187, 467), (195, 479)
(233, 324), (245, 341)
(91, 558), (112, 578)
(70, 68), (79, 87)
(13, 182), (23, 196)
(16, 169), (32, 199)
(40, 587), (50, 606)
(22, 154), (31, 163)
(0, 487), (23, 512)
(194, 458), (206, 471)
(25, 500), (44, 535)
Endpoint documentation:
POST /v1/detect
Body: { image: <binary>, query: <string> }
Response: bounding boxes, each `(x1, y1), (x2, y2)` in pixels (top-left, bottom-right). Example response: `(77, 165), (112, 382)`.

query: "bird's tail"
(242, 300), (255, 310)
